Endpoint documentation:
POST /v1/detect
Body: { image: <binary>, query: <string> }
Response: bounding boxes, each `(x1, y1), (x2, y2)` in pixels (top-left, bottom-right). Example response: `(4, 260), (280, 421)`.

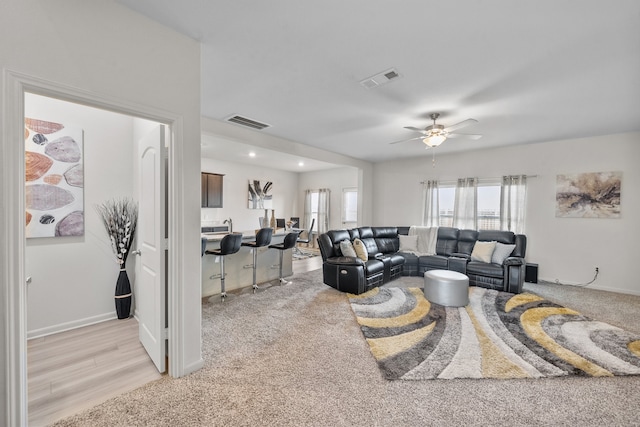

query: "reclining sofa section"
(317, 226), (527, 295)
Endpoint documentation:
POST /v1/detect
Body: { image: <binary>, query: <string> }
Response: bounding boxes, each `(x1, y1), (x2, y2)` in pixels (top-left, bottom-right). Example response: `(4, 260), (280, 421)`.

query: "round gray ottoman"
(424, 270), (469, 307)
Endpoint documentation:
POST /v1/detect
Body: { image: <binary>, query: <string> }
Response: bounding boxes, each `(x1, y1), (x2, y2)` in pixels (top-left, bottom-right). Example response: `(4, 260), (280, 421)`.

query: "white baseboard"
(27, 311), (117, 340)
(537, 277), (640, 296)
(582, 284), (640, 296)
(183, 358), (204, 376)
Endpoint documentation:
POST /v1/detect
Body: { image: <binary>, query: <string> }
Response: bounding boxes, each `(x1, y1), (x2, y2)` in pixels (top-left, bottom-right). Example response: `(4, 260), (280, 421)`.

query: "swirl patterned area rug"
(348, 286), (640, 380)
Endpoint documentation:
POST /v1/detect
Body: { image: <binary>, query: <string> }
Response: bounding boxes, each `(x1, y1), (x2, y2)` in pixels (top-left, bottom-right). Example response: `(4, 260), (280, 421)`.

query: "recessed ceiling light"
(249, 152), (256, 157)
(298, 161), (304, 167)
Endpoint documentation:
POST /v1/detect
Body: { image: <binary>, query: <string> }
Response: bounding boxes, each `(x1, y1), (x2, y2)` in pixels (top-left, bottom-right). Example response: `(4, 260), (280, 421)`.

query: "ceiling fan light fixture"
(392, 112), (480, 149)
(423, 134), (447, 147)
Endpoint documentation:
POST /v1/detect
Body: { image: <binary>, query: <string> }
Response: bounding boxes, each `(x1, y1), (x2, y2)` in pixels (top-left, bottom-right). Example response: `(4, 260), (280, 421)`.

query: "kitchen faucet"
(223, 218), (233, 233)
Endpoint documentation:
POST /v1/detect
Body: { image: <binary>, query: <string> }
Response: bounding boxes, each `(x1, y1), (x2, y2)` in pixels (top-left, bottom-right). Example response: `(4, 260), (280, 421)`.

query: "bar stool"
(294, 218), (315, 256)
(269, 231), (300, 285)
(204, 233), (243, 301)
(242, 228), (273, 293)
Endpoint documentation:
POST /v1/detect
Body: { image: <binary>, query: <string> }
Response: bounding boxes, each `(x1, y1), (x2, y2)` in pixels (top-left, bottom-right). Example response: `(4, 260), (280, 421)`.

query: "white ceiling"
(117, 0), (640, 164)
(201, 133), (342, 172)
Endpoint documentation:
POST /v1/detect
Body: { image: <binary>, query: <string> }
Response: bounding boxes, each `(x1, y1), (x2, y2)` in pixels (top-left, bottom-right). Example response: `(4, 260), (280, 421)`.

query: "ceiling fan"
(390, 113), (482, 148)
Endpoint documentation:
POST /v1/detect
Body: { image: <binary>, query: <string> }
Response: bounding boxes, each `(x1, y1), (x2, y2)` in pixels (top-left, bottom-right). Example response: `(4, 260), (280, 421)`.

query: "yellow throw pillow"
(352, 238), (369, 262)
(470, 241), (497, 263)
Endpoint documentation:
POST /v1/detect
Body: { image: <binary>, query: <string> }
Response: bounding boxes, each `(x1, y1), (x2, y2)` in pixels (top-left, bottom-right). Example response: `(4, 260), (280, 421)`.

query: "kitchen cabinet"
(201, 173), (224, 208)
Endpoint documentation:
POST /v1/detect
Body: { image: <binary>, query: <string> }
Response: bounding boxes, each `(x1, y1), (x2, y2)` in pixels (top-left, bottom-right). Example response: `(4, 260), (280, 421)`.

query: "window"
(438, 185), (455, 227)
(342, 188), (358, 227)
(437, 181), (501, 230)
(309, 190), (319, 229)
(304, 188), (330, 234)
(477, 184), (501, 230)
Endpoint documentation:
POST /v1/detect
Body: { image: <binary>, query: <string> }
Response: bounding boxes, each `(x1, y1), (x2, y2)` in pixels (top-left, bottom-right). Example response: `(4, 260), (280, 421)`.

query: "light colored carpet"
(53, 271), (640, 426)
(349, 286), (640, 380)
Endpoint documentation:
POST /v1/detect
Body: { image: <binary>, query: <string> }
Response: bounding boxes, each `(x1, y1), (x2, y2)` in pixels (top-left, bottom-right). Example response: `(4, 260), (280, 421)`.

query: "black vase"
(115, 269), (132, 319)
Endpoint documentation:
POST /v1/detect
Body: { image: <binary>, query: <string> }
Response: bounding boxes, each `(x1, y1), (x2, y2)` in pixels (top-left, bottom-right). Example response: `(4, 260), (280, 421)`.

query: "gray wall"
(201, 157), (300, 233)
(372, 132), (640, 295)
(201, 117), (375, 226)
(201, 158), (358, 236)
(297, 167), (359, 231)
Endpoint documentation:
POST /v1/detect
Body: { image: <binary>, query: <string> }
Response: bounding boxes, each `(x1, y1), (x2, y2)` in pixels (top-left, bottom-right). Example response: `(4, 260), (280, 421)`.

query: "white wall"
(200, 157), (358, 236)
(1, 1), (201, 422)
(25, 94), (140, 337)
(297, 167), (359, 231)
(372, 132), (640, 295)
(201, 158), (299, 232)
(202, 117), (375, 226)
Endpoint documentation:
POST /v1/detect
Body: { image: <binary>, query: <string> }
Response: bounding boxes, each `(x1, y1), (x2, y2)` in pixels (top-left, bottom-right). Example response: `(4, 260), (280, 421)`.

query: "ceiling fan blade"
(443, 118), (478, 133)
(446, 133), (483, 140)
(404, 126), (428, 134)
(389, 136), (424, 145)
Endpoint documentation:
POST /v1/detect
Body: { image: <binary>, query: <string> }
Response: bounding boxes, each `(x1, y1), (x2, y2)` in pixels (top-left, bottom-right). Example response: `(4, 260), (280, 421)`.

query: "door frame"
(2, 70), (186, 425)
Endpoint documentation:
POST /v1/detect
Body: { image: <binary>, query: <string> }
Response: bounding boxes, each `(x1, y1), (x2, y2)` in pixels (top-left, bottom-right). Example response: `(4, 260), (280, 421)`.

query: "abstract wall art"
(25, 118), (85, 237)
(247, 179), (273, 209)
(556, 171), (621, 218)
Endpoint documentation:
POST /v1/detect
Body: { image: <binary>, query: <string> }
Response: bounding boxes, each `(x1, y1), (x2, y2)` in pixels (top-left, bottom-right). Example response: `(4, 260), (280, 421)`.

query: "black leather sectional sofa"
(317, 226), (527, 295)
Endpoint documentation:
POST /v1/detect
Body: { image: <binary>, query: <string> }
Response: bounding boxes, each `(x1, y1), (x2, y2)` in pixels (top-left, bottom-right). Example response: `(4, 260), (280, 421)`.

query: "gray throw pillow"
(491, 242), (516, 264)
(340, 240), (357, 258)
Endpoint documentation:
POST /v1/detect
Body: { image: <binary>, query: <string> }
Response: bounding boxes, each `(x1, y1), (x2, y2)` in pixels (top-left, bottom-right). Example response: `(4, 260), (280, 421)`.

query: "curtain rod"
(420, 175), (538, 184)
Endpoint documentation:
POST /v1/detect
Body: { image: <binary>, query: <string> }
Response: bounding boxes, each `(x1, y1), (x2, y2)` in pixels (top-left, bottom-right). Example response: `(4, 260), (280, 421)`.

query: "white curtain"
(453, 177), (477, 230)
(500, 175), (527, 234)
(421, 180), (440, 227)
(303, 190), (313, 233)
(317, 188), (330, 234)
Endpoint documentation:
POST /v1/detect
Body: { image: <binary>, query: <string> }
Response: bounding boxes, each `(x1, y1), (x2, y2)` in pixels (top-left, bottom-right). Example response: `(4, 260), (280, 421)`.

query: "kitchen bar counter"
(201, 228), (288, 241)
(201, 229), (293, 298)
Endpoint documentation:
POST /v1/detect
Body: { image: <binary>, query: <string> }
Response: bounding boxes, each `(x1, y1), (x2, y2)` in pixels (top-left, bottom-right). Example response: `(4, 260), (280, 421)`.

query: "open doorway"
(23, 92), (165, 424)
(4, 65), (201, 427)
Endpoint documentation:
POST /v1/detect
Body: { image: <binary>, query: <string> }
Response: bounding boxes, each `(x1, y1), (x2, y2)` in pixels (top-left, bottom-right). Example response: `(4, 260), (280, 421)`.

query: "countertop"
(201, 228), (289, 241)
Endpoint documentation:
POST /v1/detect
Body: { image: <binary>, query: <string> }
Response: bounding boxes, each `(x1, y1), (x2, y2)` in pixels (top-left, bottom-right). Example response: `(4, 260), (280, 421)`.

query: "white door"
(136, 125), (167, 372)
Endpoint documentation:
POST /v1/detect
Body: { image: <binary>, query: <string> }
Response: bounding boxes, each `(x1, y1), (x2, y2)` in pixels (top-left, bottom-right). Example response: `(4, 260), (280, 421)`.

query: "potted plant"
(96, 198), (138, 319)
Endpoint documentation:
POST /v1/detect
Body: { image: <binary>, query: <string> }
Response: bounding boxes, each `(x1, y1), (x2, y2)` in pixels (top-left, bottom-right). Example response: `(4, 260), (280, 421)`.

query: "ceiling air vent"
(384, 70), (399, 80)
(359, 68), (401, 89)
(226, 115), (270, 130)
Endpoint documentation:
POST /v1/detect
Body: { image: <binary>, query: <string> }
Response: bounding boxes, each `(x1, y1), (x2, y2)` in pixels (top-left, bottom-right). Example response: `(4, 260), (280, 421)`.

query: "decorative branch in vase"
(96, 198), (139, 319)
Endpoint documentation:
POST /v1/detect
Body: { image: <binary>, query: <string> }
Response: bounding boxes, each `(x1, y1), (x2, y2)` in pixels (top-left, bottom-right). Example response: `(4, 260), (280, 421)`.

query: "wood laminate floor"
(28, 317), (163, 427)
(292, 248), (322, 275)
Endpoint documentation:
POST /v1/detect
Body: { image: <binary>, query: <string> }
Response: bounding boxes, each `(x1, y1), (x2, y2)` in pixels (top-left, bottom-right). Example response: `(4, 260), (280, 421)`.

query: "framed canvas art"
(247, 179), (273, 209)
(25, 118), (85, 237)
(556, 171), (621, 218)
